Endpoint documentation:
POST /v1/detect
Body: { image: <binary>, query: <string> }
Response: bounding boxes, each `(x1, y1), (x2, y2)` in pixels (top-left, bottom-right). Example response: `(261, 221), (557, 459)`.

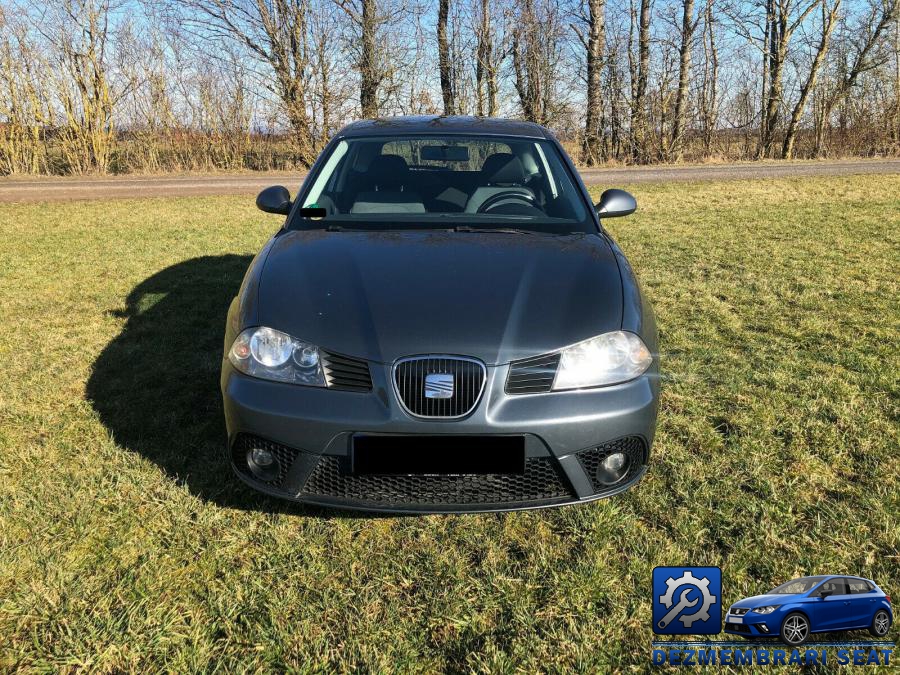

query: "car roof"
(336, 115), (552, 140)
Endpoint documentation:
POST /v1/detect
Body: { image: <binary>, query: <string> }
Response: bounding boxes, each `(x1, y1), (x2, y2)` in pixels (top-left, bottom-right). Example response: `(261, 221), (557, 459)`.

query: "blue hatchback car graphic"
(725, 576), (892, 646)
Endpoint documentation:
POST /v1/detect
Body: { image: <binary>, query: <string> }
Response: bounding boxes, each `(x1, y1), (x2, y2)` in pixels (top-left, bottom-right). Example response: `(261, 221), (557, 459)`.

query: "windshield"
(293, 135), (593, 233)
(768, 577), (826, 594)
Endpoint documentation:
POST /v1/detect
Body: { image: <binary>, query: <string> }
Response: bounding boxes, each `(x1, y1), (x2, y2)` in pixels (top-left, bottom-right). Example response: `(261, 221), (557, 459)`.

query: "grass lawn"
(0, 174), (898, 671)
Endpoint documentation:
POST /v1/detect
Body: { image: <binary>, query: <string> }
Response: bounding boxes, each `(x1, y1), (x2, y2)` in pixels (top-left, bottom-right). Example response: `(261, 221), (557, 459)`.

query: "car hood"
(256, 230), (623, 365)
(732, 594), (794, 608)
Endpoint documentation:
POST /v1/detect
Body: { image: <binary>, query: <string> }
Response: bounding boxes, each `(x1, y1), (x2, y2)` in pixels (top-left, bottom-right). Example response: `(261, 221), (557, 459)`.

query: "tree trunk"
(360, 0), (379, 117)
(438, 0), (454, 115)
(631, 0), (651, 161)
(782, 0), (839, 159)
(671, 0), (695, 160)
(581, 0), (605, 165)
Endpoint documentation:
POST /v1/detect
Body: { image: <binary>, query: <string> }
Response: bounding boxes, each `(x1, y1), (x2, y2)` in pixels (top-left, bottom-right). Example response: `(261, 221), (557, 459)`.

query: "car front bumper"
(221, 359), (659, 513)
(724, 614), (780, 637)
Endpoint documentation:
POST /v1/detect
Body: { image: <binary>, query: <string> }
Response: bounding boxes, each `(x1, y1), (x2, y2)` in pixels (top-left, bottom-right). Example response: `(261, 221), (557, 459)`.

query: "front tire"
(870, 609), (891, 637)
(780, 613), (810, 646)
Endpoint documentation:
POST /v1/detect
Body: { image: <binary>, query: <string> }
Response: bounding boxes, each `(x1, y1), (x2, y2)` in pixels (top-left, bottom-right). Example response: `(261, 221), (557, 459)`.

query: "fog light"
(759, 625), (770, 633)
(247, 446), (279, 481)
(596, 451), (629, 485)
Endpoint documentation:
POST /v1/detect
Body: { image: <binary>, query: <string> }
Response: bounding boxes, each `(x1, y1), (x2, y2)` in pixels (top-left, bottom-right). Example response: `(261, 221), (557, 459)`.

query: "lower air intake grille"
(575, 436), (647, 494)
(322, 351), (372, 391)
(394, 356), (485, 418)
(232, 434), (299, 488)
(301, 456), (574, 506)
(506, 353), (561, 393)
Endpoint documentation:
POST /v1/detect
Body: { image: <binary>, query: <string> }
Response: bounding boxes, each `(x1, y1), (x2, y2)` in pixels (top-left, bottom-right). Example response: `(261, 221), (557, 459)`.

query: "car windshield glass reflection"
(295, 135), (592, 233)
(768, 577), (826, 594)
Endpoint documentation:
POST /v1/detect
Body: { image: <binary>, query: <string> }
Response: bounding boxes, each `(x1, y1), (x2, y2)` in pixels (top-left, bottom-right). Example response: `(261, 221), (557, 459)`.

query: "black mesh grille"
(726, 623), (751, 634)
(394, 356), (485, 418)
(506, 353), (560, 394)
(301, 455), (574, 506)
(575, 436), (646, 494)
(232, 434), (299, 488)
(322, 351), (372, 392)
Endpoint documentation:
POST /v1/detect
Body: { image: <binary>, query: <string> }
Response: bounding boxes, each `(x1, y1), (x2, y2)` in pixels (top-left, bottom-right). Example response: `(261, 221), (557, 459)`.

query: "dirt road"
(1, 158), (897, 202)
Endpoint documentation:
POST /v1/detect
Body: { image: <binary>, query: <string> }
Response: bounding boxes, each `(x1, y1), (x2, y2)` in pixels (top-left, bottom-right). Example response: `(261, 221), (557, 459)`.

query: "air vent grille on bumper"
(301, 455), (574, 506)
(321, 351), (372, 391)
(506, 353), (560, 393)
(575, 436), (647, 494)
(394, 356), (485, 418)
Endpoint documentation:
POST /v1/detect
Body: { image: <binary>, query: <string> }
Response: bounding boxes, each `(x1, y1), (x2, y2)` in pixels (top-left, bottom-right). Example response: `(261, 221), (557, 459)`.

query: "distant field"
(0, 175), (897, 670)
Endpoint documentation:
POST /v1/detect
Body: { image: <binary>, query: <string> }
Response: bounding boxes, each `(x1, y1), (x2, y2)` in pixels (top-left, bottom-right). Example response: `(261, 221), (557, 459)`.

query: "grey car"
(221, 116), (659, 513)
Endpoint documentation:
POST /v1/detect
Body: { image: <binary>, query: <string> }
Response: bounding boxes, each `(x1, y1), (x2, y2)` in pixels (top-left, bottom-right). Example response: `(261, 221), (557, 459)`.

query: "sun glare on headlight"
(228, 327), (326, 386)
(553, 331), (652, 390)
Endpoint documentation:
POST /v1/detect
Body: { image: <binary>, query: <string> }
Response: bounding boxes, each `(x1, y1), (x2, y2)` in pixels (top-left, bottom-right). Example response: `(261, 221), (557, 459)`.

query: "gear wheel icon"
(659, 570), (717, 628)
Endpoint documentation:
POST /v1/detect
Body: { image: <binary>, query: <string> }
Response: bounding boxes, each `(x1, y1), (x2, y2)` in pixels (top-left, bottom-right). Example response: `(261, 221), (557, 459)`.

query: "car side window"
(816, 579), (849, 596)
(847, 579), (873, 594)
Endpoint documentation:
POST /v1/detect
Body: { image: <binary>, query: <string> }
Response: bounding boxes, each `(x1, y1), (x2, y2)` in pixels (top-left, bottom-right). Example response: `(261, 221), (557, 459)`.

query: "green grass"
(0, 175), (898, 671)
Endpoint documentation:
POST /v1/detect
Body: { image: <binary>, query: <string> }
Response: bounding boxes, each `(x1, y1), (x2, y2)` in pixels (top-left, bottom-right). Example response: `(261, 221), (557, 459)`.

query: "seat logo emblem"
(424, 373), (454, 399)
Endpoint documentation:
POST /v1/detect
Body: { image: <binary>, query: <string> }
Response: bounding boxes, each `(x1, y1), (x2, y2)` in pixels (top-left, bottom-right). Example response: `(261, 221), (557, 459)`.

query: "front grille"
(232, 434), (299, 488)
(506, 353), (560, 393)
(730, 608), (750, 617)
(726, 622), (751, 634)
(322, 350), (372, 392)
(394, 356), (485, 418)
(575, 436), (647, 494)
(301, 455), (574, 506)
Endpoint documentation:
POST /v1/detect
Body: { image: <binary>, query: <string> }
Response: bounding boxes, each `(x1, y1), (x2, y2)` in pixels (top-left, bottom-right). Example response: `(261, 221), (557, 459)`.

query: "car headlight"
(228, 326), (325, 386)
(553, 331), (652, 390)
(752, 606), (780, 615)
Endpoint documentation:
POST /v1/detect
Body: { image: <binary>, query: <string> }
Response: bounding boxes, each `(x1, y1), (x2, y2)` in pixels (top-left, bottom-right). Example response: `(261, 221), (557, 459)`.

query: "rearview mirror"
(819, 590), (833, 598)
(595, 188), (637, 218)
(256, 185), (292, 215)
(421, 144), (470, 161)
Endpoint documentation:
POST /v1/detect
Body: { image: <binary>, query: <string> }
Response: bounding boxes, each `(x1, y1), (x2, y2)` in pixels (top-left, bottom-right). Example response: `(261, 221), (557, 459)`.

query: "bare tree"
(0, 9), (51, 174)
(815, 0), (898, 154)
(166, 0), (319, 165)
(758, 0), (822, 156)
(474, 0), (500, 116)
(697, 0), (719, 154)
(575, 0), (606, 164)
(511, 0), (568, 124)
(671, 0), (700, 159)
(438, 0), (455, 114)
(782, 0), (840, 158)
(631, 0), (652, 161)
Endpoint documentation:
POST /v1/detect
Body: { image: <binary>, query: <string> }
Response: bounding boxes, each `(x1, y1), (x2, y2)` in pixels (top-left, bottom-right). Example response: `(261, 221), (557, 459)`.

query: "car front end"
(220, 119), (659, 513)
(222, 343), (658, 513)
(724, 599), (791, 638)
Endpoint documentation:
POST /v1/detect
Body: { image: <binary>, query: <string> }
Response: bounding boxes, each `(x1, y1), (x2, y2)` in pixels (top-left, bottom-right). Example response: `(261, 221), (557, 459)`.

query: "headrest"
(480, 153), (525, 185)
(368, 154), (410, 190)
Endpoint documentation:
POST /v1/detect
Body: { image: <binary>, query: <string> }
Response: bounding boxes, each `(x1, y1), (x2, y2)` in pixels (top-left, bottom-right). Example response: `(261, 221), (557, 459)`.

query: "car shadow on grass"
(86, 254), (362, 518)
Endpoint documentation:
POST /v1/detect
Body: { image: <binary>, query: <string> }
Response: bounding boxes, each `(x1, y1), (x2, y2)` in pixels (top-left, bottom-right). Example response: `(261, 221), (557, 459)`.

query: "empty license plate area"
(352, 435), (525, 475)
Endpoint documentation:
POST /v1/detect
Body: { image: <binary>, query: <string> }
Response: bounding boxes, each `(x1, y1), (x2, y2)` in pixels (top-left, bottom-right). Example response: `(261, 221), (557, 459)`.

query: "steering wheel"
(476, 191), (536, 214)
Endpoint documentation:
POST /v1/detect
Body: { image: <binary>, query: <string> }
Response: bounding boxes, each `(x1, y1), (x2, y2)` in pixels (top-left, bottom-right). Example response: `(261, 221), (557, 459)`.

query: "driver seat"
(464, 153), (534, 213)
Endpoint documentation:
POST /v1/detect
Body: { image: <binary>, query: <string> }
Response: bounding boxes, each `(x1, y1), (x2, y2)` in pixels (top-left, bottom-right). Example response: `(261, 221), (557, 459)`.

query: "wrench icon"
(657, 588), (698, 629)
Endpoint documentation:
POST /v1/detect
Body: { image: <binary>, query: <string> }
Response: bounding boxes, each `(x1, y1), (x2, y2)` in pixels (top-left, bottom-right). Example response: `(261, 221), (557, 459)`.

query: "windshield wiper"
(453, 225), (537, 235)
(453, 225), (584, 236)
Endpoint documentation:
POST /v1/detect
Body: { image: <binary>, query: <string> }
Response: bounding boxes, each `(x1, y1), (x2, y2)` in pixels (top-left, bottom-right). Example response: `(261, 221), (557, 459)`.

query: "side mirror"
(819, 590), (833, 598)
(595, 188), (637, 218)
(256, 185), (292, 215)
